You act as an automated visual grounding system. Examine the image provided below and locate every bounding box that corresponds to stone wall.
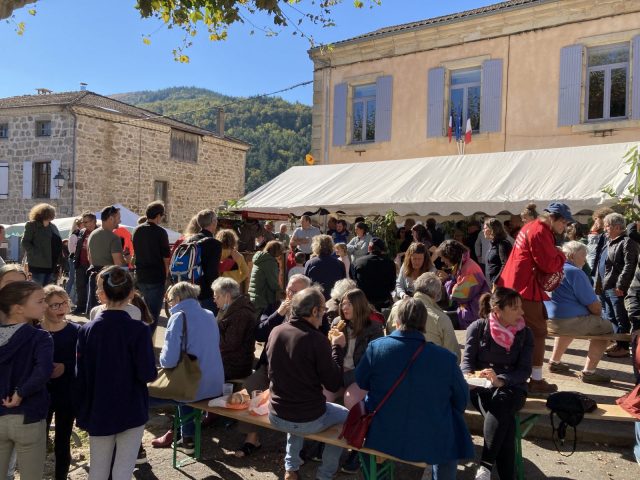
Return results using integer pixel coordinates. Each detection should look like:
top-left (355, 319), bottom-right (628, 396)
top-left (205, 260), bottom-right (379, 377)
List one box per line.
top-left (73, 107), bottom-right (247, 231)
top-left (0, 106), bottom-right (74, 224)
top-left (0, 104), bottom-right (247, 232)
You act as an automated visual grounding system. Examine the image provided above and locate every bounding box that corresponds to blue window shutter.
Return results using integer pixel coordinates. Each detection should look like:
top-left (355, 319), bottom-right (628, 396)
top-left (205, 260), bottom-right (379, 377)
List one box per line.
top-left (632, 36), bottom-right (640, 120)
top-left (332, 83), bottom-right (347, 146)
top-left (558, 44), bottom-right (583, 126)
top-left (427, 67), bottom-right (445, 137)
top-left (480, 59), bottom-right (503, 133)
top-left (374, 75), bottom-right (393, 142)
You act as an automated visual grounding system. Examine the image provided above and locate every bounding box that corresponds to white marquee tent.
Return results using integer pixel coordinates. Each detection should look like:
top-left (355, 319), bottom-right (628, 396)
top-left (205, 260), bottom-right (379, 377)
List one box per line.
top-left (239, 142), bottom-right (637, 217)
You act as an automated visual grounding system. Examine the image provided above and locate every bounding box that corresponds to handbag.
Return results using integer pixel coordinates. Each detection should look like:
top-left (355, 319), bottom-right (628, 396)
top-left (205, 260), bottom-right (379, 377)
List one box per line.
top-left (546, 391), bottom-right (597, 456)
top-left (525, 231), bottom-right (564, 292)
top-left (339, 341), bottom-right (426, 449)
top-left (148, 311), bottom-right (202, 401)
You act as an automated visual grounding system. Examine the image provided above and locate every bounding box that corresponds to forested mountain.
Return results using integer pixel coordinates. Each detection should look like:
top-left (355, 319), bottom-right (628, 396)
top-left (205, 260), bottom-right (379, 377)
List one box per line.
top-left (112, 87), bottom-right (312, 193)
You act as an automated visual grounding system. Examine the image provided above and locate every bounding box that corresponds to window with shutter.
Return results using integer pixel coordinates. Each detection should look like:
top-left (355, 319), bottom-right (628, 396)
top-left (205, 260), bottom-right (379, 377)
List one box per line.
top-left (32, 162), bottom-right (51, 198)
top-left (352, 84), bottom-right (377, 143)
top-left (586, 44), bottom-right (629, 121)
top-left (450, 68), bottom-right (481, 133)
top-left (170, 129), bottom-right (199, 162)
top-left (35, 121), bottom-right (51, 137)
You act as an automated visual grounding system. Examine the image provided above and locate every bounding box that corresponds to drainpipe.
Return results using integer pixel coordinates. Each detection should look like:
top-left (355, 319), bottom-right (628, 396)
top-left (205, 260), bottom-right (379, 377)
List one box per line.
top-left (67, 106), bottom-right (78, 216)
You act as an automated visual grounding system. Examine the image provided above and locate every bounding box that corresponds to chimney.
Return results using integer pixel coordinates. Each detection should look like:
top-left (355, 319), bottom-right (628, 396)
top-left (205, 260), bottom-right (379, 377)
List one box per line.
top-left (80, 82), bottom-right (88, 91)
top-left (36, 88), bottom-right (52, 95)
top-left (217, 107), bottom-right (225, 137)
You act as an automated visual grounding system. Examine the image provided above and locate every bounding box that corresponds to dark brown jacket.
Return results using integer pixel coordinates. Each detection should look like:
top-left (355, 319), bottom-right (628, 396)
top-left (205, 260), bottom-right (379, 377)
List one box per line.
top-left (217, 295), bottom-right (256, 380)
top-left (267, 316), bottom-right (343, 422)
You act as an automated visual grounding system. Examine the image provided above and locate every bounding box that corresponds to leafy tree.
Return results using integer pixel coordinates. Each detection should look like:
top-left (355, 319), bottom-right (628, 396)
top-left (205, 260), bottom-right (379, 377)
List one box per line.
top-left (113, 86), bottom-right (312, 193)
top-left (602, 146), bottom-right (640, 221)
top-left (5, 0), bottom-right (381, 61)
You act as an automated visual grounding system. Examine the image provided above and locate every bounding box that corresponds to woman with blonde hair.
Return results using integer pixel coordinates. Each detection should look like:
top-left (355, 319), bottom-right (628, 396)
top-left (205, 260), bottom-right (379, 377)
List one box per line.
top-left (395, 242), bottom-right (435, 299)
top-left (41, 285), bottom-right (80, 480)
top-left (216, 229), bottom-right (249, 284)
top-left (21, 203), bottom-right (61, 286)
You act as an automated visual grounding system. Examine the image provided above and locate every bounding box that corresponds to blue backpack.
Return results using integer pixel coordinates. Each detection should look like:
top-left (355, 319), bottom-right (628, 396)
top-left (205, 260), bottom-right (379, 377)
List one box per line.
top-left (169, 240), bottom-right (203, 283)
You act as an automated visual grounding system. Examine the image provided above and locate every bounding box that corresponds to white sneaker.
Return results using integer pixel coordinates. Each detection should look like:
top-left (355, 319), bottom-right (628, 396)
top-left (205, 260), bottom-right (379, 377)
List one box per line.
top-left (475, 465), bottom-right (491, 480)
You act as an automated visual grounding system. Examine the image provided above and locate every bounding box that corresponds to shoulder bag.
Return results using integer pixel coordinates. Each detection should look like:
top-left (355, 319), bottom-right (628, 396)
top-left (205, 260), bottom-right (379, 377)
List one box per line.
top-left (339, 341), bottom-right (426, 449)
top-left (525, 231), bottom-right (564, 292)
top-left (148, 311), bottom-right (202, 401)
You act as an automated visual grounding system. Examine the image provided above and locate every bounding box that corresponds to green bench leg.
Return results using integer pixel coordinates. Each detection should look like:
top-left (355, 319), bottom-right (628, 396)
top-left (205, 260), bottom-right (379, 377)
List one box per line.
top-left (172, 407), bottom-right (202, 469)
top-left (358, 452), bottom-right (395, 480)
top-left (514, 413), bottom-right (541, 480)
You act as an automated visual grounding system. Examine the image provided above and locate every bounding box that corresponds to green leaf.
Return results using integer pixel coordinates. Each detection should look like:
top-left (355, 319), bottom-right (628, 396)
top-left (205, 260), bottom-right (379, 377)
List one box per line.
top-left (143, 37), bottom-right (152, 45)
top-left (28, 9), bottom-right (36, 16)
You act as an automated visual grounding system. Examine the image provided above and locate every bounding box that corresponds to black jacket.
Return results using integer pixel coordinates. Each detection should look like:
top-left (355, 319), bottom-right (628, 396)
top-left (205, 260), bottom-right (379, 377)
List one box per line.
top-left (354, 253), bottom-right (396, 309)
top-left (604, 233), bottom-right (639, 292)
top-left (625, 224), bottom-right (640, 290)
top-left (461, 318), bottom-right (533, 391)
top-left (217, 295), bottom-right (256, 380)
top-left (486, 238), bottom-right (512, 284)
top-left (187, 230), bottom-right (222, 301)
top-left (331, 315), bottom-right (384, 367)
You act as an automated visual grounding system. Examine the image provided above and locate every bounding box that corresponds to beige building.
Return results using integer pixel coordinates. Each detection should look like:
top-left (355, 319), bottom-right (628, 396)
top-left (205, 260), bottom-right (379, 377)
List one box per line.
top-left (309, 0), bottom-right (640, 165)
top-left (0, 91), bottom-right (248, 230)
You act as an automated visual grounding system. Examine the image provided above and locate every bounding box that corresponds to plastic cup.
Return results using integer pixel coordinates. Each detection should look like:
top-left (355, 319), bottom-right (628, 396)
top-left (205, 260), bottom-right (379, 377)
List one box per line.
top-left (223, 383), bottom-right (234, 396)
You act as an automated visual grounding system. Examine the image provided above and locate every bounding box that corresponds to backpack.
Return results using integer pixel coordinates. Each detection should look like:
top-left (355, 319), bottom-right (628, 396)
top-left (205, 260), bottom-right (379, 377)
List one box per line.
top-left (169, 239), bottom-right (204, 283)
top-left (546, 391), bottom-right (597, 456)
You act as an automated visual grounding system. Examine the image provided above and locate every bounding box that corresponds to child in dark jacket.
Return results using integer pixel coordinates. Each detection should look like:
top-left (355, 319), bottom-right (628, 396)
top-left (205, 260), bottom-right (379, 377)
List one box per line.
top-left (75, 266), bottom-right (157, 480)
top-left (41, 285), bottom-right (80, 480)
top-left (0, 281), bottom-right (53, 480)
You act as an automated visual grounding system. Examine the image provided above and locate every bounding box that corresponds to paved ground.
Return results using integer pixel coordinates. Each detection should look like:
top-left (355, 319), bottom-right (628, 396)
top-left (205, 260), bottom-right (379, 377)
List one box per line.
top-left (35, 315), bottom-right (640, 479)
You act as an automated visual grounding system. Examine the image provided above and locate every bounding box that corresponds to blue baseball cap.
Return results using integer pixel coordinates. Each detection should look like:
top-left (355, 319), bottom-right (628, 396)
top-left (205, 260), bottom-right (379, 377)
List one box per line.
top-left (544, 202), bottom-right (575, 223)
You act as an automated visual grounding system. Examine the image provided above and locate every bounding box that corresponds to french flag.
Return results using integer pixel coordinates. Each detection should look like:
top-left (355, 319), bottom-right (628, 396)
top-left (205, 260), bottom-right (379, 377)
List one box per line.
top-left (448, 113), bottom-right (453, 143)
top-left (464, 118), bottom-right (472, 144)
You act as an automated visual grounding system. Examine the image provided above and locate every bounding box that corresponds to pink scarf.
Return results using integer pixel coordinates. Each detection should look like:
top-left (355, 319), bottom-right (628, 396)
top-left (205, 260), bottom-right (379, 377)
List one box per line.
top-left (488, 312), bottom-right (525, 352)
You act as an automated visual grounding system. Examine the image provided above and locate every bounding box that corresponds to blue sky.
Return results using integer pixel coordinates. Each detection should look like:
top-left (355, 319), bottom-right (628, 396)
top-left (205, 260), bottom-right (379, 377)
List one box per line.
top-left (1, 0), bottom-right (497, 105)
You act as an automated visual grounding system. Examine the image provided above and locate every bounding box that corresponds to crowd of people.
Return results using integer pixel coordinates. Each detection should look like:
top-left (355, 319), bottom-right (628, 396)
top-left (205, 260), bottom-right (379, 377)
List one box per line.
top-left (0, 199), bottom-right (638, 480)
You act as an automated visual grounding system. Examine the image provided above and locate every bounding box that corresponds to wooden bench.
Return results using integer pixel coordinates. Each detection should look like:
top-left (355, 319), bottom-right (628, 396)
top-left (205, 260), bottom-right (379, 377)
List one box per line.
top-left (548, 332), bottom-right (632, 342)
top-left (514, 398), bottom-right (636, 480)
top-left (181, 398), bottom-right (635, 480)
top-left (190, 400), bottom-right (427, 480)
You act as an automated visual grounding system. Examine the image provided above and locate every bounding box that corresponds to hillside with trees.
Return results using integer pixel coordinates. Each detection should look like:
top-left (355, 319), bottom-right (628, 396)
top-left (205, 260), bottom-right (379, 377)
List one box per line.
top-left (112, 87), bottom-right (312, 193)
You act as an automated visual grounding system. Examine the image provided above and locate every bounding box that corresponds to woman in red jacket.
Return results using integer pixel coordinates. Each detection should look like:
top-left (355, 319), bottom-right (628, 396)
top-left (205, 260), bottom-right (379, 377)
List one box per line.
top-left (497, 202), bottom-right (569, 395)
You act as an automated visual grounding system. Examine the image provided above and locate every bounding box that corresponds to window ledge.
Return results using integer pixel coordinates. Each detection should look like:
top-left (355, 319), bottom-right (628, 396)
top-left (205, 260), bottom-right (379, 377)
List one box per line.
top-left (432, 132), bottom-right (492, 143)
top-left (572, 119), bottom-right (640, 133)
top-left (340, 142), bottom-right (383, 151)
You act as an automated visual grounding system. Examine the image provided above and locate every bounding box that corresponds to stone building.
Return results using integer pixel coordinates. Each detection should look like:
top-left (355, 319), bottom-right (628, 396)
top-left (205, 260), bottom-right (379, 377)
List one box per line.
top-left (308, 0), bottom-right (640, 164)
top-left (0, 91), bottom-right (248, 230)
